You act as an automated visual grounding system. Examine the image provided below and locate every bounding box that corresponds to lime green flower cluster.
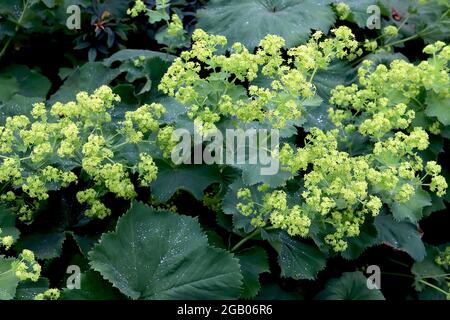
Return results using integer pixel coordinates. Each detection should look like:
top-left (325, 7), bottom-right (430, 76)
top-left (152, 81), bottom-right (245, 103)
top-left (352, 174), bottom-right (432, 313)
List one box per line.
top-left (335, 2), bottom-right (351, 20)
top-left (330, 41), bottom-right (450, 136)
top-left (0, 227), bottom-right (14, 250)
top-left (383, 26), bottom-right (398, 38)
top-left (236, 188), bottom-right (311, 237)
top-left (273, 126), bottom-right (447, 252)
top-left (278, 129), bottom-right (378, 251)
top-left (127, 1), bottom-right (187, 52)
top-left (121, 103), bottom-right (165, 143)
top-left (167, 14), bottom-right (183, 37)
top-left (76, 189), bottom-right (111, 219)
top-left (159, 27), bottom-right (362, 130)
top-left (137, 153), bottom-right (158, 186)
top-left (435, 246), bottom-right (450, 267)
top-left (0, 86), bottom-right (162, 221)
top-left (12, 249), bottom-right (41, 282)
top-left (34, 289), bottom-right (60, 300)
top-left (157, 126), bottom-right (177, 158)
top-left (426, 163), bottom-right (448, 197)
top-left (127, 0), bottom-right (147, 18)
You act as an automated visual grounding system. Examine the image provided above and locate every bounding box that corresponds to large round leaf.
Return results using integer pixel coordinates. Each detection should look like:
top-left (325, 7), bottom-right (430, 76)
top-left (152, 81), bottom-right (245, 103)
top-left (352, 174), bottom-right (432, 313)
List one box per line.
top-left (89, 202), bottom-right (243, 300)
top-left (197, 0), bottom-right (336, 49)
top-left (316, 272), bottom-right (385, 300)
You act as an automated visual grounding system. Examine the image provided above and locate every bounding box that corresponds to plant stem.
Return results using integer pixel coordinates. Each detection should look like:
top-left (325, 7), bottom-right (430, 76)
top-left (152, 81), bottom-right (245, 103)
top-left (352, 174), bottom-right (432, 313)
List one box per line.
top-left (231, 228), bottom-right (260, 252)
top-left (230, 226), bottom-right (276, 252)
top-left (419, 279), bottom-right (449, 296)
top-left (382, 272), bottom-right (450, 296)
top-left (0, 0), bottom-right (30, 62)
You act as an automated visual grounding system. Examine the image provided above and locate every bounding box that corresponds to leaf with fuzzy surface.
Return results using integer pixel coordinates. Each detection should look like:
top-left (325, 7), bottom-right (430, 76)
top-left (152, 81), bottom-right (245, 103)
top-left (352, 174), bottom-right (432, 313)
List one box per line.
top-left (0, 256), bottom-right (18, 300)
top-left (60, 271), bottom-right (124, 300)
top-left (197, 0), bottom-right (335, 50)
top-left (89, 201), bottom-right (243, 300)
top-left (374, 214), bottom-right (426, 261)
top-left (316, 272), bottom-right (385, 300)
top-left (15, 232), bottom-right (66, 260)
top-left (151, 161), bottom-right (223, 202)
top-left (425, 93), bottom-right (450, 126)
top-left (49, 62), bottom-right (121, 104)
top-left (237, 247), bottom-right (270, 299)
top-left (264, 230), bottom-right (327, 280)
top-left (15, 278), bottom-right (49, 300)
top-left (389, 187), bottom-right (432, 223)
top-left (0, 206), bottom-right (20, 244)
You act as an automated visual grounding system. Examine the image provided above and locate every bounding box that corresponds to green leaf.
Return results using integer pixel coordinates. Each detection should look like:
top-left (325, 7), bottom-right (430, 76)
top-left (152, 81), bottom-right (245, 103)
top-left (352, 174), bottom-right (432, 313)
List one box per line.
top-left (41, 0), bottom-right (57, 8)
top-left (15, 232), bottom-right (66, 260)
top-left (418, 287), bottom-right (447, 300)
top-left (197, 0), bottom-right (336, 50)
top-left (374, 214), bottom-right (426, 261)
top-left (0, 75), bottom-right (18, 101)
top-left (237, 247), bottom-right (270, 299)
top-left (0, 256), bottom-right (18, 300)
top-left (0, 65), bottom-right (51, 98)
top-left (264, 230), bottom-right (326, 280)
top-left (15, 278), bottom-right (49, 300)
top-left (151, 161), bottom-right (223, 202)
top-left (0, 205), bottom-right (20, 244)
top-left (89, 201), bottom-right (243, 300)
top-left (0, 94), bottom-right (42, 121)
top-left (389, 187), bottom-right (432, 223)
top-left (423, 193), bottom-right (446, 218)
top-left (217, 120), bottom-right (293, 187)
top-left (363, 52), bottom-right (408, 67)
top-left (72, 233), bottom-right (99, 257)
top-left (103, 49), bottom-right (174, 66)
top-left (342, 223), bottom-right (378, 260)
top-left (314, 60), bottom-right (355, 101)
top-left (316, 272), bottom-right (385, 300)
top-left (425, 93), bottom-right (450, 126)
top-left (60, 271), bottom-right (124, 300)
top-left (49, 62), bottom-right (122, 104)
top-left (407, 1), bottom-right (450, 44)
top-left (222, 179), bottom-right (264, 233)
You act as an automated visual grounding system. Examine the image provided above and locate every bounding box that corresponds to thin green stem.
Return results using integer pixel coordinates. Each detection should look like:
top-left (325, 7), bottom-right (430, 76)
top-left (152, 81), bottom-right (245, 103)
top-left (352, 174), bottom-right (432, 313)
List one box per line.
top-left (231, 228), bottom-right (260, 252)
top-left (0, 0), bottom-right (30, 61)
top-left (230, 226), bottom-right (276, 252)
top-left (419, 279), bottom-right (449, 296)
top-left (111, 141), bottom-right (128, 150)
top-left (381, 7), bottom-right (449, 50)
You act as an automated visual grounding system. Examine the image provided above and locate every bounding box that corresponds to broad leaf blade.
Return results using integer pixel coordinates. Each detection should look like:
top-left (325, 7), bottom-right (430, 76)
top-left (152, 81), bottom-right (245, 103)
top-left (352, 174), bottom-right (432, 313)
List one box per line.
top-left (265, 231), bottom-right (327, 280)
top-left (374, 214), bottom-right (426, 261)
top-left (316, 272), bottom-right (385, 300)
top-left (89, 201), bottom-right (243, 300)
top-left (237, 247), bottom-right (270, 299)
top-left (197, 0), bottom-right (335, 50)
